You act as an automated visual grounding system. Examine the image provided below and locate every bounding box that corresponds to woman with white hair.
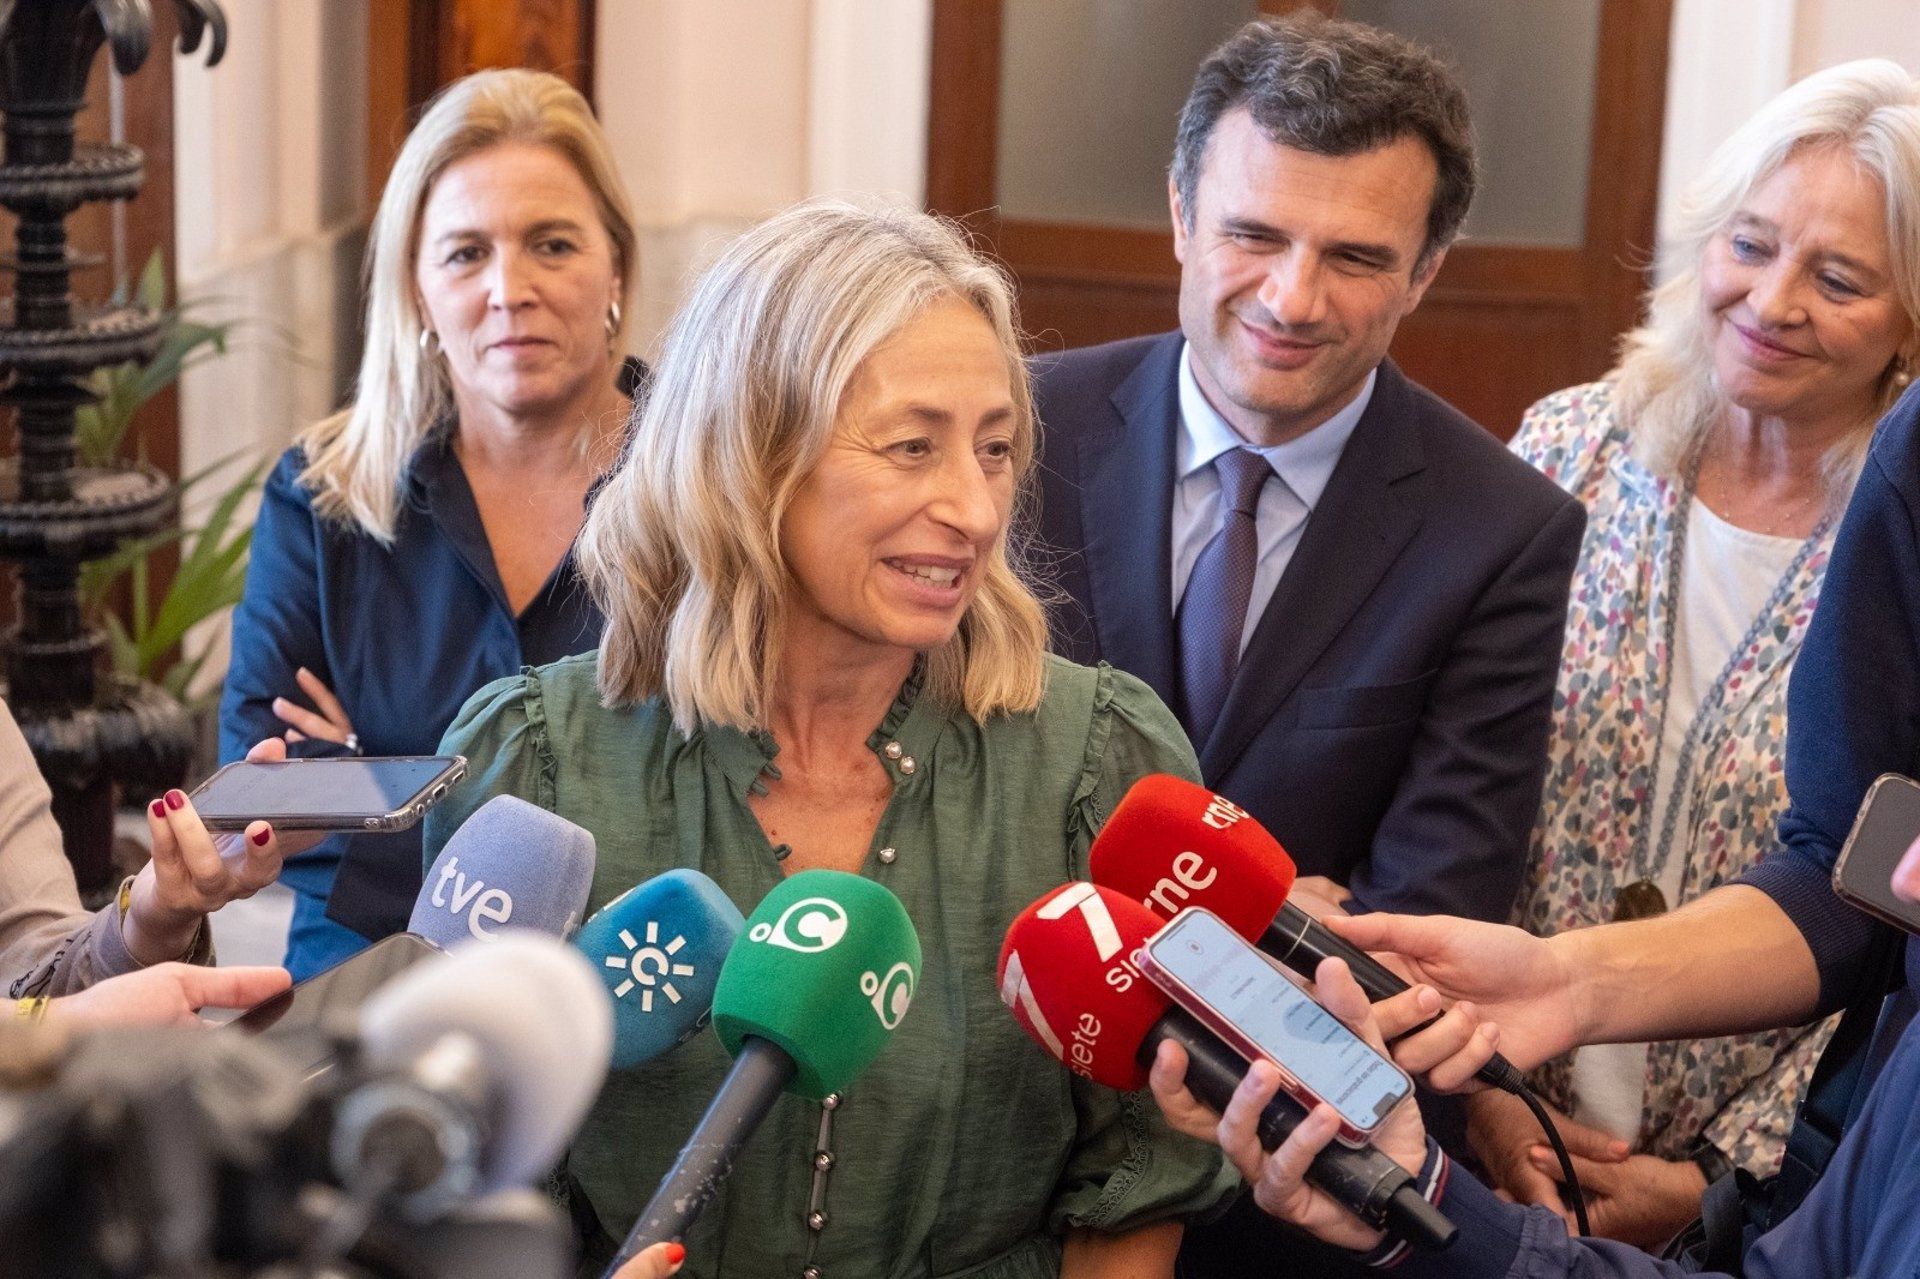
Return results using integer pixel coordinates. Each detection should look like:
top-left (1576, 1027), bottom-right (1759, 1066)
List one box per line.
top-left (219, 68), bottom-right (642, 977)
top-left (1467, 58), bottom-right (1920, 1247)
top-left (426, 199), bottom-right (1233, 1276)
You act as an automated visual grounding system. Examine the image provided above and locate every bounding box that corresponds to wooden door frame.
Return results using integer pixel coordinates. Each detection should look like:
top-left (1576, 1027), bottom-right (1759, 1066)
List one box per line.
top-left (368, 0), bottom-right (598, 209)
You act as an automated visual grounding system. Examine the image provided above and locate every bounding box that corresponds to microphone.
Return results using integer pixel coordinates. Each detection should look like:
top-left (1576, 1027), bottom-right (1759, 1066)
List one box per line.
top-left (336, 932), bottom-right (614, 1221)
top-left (410, 795), bottom-right (598, 946)
top-left (572, 869), bottom-right (746, 1069)
top-left (603, 870), bottom-right (921, 1274)
top-left (1089, 774), bottom-right (1525, 1093)
top-left (998, 882), bottom-right (1457, 1252)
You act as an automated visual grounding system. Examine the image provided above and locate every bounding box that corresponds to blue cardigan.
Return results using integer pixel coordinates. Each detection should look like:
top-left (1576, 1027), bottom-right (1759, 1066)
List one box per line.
top-left (1742, 382), bottom-right (1920, 1008)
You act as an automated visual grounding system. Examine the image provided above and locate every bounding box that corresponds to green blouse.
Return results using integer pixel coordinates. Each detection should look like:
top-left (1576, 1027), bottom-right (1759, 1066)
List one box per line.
top-left (427, 651), bottom-right (1235, 1279)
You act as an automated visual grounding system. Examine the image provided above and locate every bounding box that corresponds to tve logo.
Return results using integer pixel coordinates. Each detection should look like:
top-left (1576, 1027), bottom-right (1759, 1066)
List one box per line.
top-left (426, 854), bottom-right (514, 940)
top-left (603, 920), bottom-right (697, 1012)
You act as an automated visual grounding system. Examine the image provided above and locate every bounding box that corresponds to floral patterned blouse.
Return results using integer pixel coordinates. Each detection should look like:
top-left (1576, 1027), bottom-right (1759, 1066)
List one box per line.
top-left (1509, 382), bottom-right (1839, 1175)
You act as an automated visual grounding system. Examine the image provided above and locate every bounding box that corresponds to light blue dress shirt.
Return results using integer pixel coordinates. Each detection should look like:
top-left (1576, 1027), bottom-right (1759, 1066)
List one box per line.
top-left (1172, 344), bottom-right (1375, 653)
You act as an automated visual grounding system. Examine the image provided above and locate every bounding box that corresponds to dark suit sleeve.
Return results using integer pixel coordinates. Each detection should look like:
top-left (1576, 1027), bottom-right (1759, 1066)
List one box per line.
top-left (1346, 495), bottom-right (1585, 922)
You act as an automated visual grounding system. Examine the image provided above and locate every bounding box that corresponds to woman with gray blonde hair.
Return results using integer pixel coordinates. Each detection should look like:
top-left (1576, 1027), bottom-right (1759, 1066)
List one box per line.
top-left (1468, 58), bottom-right (1920, 1247)
top-left (220, 67), bottom-right (643, 977)
top-left (428, 198), bottom-right (1231, 1276)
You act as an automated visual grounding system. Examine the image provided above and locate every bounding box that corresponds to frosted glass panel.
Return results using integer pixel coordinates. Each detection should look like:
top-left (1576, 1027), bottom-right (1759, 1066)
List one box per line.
top-left (996, 1), bottom-right (1256, 229)
top-left (1344, 0), bottom-right (1602, 246)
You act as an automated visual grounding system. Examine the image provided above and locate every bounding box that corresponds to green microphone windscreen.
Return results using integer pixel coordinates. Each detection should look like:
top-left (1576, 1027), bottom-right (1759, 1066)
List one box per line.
top-left (711, 869), bottom-right (921, 1100)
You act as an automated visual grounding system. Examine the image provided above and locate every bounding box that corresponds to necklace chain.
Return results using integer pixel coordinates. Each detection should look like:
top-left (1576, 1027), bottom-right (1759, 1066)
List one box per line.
top-left (1618, 449), bottom-right (1831, 913)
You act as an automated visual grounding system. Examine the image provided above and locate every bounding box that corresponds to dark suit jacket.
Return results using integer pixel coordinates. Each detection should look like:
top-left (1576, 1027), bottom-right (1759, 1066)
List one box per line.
top-left (1032, 334), bottom-right (1583, 1276)
top-left (1031, 331), bottom-right (1584, 924)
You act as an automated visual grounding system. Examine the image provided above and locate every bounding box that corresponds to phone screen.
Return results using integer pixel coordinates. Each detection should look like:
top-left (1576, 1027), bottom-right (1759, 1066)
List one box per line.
top-left (1836, 774), bottom-right (1920, 935)
top-left (1149, 910), bottom-right (1408, 1129)
top-left (191, 757), bottom-right (458, 828)
top-left (228, 933), bottom-right (443, 1072)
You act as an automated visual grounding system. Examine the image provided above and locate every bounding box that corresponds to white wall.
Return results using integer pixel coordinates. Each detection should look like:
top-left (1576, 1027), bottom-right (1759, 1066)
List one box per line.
top-left (1657, 0), bottom-right (1920, 270)
top-left (172, 0), bottom-right (369, 692)
top-left (595, 0), bottom-right (931, 353)
top-left (173, 0), bottom-right (368, 493)
top-left (1793, 0), bottom-right (1920, 78)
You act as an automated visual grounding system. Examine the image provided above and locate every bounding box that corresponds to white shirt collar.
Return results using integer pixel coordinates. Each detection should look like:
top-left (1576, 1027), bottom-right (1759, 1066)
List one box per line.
top-left (1175, 344), bottom-right (1375, 511)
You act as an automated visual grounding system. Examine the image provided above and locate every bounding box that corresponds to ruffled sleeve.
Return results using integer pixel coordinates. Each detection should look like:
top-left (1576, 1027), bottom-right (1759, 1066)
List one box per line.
top-left (423, 668), bottom-right (560, 872)
top-left (1062, 662), bottom-right (1203, 873)
top-left (1050, 662), bottom-right (1236, 1234)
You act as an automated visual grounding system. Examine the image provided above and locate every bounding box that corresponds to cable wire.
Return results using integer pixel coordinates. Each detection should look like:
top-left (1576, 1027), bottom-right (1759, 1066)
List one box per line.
top-left (1513, 1081), bottom-right (1590, 1236)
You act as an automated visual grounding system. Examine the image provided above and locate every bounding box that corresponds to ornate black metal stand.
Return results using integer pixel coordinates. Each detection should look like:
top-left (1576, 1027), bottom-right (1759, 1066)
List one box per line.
top-left (0, 1), bottom-right (226, 897)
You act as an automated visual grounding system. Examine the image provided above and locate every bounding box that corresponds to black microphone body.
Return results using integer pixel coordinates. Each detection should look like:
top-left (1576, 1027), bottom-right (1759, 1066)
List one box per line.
top-left (1262, 903), bottom-right (1527, 1094)
top-left (1143, 1008), bottom-right (1457, 1252)
top-left (603, 1037), bottom-right (796, 1275)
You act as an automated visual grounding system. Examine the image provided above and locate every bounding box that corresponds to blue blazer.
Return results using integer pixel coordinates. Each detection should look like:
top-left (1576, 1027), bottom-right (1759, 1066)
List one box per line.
top-left (1030, 332), bottom-right (1585, 925)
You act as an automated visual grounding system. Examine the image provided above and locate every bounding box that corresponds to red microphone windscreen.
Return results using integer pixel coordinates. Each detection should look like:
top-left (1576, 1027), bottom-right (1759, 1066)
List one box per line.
top-left (997, 883), bottom-right (1170, 1090)
top-left (1089, 774), bottom-right (1297, 941)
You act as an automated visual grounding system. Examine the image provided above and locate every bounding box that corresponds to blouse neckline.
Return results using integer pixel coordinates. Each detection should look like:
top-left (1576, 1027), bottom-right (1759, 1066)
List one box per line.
top-left (700, 658), bottom-right (951, 797)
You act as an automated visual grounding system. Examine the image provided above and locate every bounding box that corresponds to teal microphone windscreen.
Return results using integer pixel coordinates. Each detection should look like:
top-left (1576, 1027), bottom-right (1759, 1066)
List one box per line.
top-left (572, 869), bottom-right (745, 1069)
top-left (410, 795), bottom-right (596, 946)
top-left (710, 869), bottom-right (921, 1100)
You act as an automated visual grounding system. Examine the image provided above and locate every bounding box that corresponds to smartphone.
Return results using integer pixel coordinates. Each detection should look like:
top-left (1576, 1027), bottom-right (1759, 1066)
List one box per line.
top-left (188, 755), bottom-right (467, 832)
top-left (228, 932), bottom-right (444, 1072)
top-left (1137, 907), bottom-right (1413, 1145)
top-left (1833, 773), bottom-right (1920, 936)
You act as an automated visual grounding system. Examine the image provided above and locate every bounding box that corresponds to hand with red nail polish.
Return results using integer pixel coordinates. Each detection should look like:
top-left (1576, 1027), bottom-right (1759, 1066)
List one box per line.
top-left (125, 784), bottom-right (288, 966)
top-left (611, 1241), bottom-right (686, 1278)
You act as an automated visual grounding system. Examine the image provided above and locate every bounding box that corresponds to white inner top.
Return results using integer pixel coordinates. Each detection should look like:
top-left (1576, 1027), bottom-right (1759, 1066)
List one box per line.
top-left (1570, 500), bottom-right (1803, 1143)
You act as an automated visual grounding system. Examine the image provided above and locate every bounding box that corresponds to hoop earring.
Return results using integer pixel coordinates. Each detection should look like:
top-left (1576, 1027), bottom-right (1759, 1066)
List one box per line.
top-left (605, 300), bottom-right (622, 342)
top-left (419, 328), bottom-right (442, 358)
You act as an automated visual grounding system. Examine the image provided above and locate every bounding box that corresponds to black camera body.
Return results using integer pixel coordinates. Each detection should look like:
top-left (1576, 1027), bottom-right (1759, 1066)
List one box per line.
top-left (0, 1024), bottom-right (573, 1279)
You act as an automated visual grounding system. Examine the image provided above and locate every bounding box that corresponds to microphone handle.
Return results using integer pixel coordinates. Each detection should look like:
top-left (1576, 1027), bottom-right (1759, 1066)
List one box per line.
top-left (1145, 1009), bottom-right (1457, 1252)
top-left (603, 1037), bottom-right (797, 1276)
top-left (1262, 903), bottom-right (1526, 1094)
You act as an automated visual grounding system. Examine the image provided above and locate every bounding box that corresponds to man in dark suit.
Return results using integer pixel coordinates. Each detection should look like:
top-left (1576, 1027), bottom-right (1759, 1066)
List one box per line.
top-left (1030, 17), bottom-right (1584, 1270)
top-left (1035, 12), bottom-right (1582, 926)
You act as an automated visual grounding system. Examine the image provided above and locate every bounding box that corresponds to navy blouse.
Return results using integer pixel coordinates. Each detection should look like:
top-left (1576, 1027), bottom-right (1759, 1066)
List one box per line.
top-left (219, 364), bottom-right (639, 943)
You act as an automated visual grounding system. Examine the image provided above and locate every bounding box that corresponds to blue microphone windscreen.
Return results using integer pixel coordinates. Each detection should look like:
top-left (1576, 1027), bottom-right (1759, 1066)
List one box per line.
top-left (572, 869), bottom-right (745, 1069)
top-left (409, 795), bottom-right (597, 946)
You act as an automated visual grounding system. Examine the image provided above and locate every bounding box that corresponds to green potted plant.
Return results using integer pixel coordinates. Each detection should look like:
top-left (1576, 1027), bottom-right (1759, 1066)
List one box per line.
top-left (77, 250), bottom-right (264, 726)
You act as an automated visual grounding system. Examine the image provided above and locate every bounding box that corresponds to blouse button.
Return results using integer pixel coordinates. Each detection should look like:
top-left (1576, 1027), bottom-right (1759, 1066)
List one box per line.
top-left (808, 1210), bottom-right (829, 1231)
top-left (883, 741), bottom-right (903, 759)
top-left (877, 847), bottom-right (897, 865)
top-left (802, 1269), bottom-right (823, 1279)
top-left (822, 1092), bottom-right (842, 1111)
top-left (898, 756), bottom-right (917, 775)
top-left (814, 1150), bottom-right (835, 1171)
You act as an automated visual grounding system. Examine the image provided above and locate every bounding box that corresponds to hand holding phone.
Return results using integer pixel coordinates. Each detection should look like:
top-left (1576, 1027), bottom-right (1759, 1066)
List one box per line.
top-left (1834, 774), bottom-right (1920, 935)
top-left (1138, 907), bottom-right (1413, 1145)
top-left (188, 755), bottom-right (466, 833)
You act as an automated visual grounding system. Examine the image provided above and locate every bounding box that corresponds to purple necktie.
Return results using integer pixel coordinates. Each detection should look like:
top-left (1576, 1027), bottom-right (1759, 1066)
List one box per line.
top-left (1177, 447), bottom-right (1272, 743)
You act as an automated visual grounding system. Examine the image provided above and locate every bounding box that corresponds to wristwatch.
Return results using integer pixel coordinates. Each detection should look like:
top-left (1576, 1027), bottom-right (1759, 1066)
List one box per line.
top-left (1688, 1138), bottom-right (1734, 1187)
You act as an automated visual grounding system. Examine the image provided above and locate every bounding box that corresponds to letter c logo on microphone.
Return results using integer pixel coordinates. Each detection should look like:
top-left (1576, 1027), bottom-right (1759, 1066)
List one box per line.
top-left (861, 961), bottom-right (916, 1030)
top-left (749, 896), bottom-right (849, 953)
